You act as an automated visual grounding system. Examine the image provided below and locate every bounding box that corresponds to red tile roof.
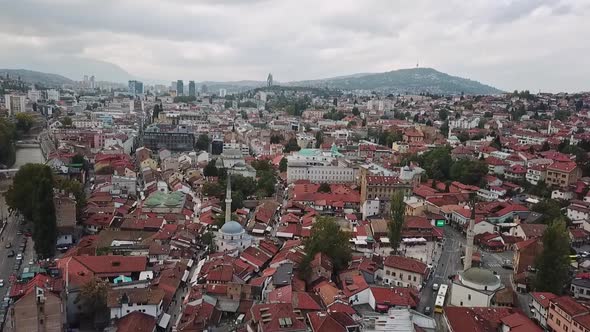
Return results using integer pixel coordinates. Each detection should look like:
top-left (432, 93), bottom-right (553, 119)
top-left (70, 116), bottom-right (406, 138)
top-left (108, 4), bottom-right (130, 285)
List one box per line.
top-left (444, 307), bottom-right (520, 332)
top-left (383, 255), bottom-right (428, 275)
top-left (116, 311), bottom-right (157, 332)
top-left (369, 286), bottom-right (417, 308)
top-left (530, 292), bottom-right (558, 309)
top-left (551, 296), bottom-right (589, 316)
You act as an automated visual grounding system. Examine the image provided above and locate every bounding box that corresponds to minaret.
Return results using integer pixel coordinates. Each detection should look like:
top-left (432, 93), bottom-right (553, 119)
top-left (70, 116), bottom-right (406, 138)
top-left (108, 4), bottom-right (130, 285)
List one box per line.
top-left (464, 194), bottom-right (476, 271)
top-left (225, 175), bottom-right (232, 223)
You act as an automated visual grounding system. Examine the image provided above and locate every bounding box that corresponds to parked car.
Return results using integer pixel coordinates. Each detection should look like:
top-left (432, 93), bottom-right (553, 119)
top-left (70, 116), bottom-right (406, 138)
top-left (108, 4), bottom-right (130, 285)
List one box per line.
top-left (502, 260), bottom-right (514, 270)
top-left (432, 283), bottom-right (440, 291)
top-left (4, 242), bottom-right (11, 249)
top-left (7, 250), bottom-right (14, 257)
top-left (0, 280), bottom-right (4, 287)
top-left (424, 307), bottom-right (432, 315)
top-left (16, 253), bottom-right (23, 261)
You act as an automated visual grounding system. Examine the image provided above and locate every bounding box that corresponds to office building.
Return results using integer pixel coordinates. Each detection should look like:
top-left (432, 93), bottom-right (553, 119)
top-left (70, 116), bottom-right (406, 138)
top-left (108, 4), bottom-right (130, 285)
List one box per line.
top-left (143, 124), bottom-right (195, 151)
top-left (4, 94), bottom-right (26, 115)
top-left (47, 89), bottom-right (60, 102)
top-left (219, 89), bottom-right (227, 98)
top-left (176, 80), bottom-right (184, 96)
top-left (128, 80), bottom-right (144, 96)
top-left (189, 81), bottom-right (196, 97)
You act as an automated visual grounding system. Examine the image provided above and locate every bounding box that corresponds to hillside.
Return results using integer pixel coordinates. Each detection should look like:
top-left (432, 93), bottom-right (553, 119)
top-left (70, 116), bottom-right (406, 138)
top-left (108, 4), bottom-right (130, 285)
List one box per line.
top-left (0, 69), bottom-right (74, 87)
top-left (290, 68), bottom-right (503, 95)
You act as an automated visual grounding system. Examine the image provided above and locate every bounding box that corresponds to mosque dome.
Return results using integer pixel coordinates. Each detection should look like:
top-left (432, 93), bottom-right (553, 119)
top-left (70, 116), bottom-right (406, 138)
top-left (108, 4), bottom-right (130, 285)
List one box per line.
top-left (219, 221), bottom-right (244, 234)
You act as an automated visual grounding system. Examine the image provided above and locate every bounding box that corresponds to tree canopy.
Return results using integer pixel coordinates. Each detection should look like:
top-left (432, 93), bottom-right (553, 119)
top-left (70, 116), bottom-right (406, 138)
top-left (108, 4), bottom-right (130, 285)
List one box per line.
top-left (302, 217), bottom-right (351, 273)
top-left (318, 183), bottom-right (331, 193)
top-left (15, 112), bottom-right (34, 132)
top-left (284, 138), bottom-right (301, 153)
top-left (279, 157), bottom-right (288, 172)
top-left (534, 218), bottom-right (571, 294)
top-left (0, 118), bottom-right (16, 167)
top-left (195, 133), bottom-right (211, 151)
top-left (388, 190), bottom-right (405, 252)
top-left (6, 164), bottom-right (57, 257)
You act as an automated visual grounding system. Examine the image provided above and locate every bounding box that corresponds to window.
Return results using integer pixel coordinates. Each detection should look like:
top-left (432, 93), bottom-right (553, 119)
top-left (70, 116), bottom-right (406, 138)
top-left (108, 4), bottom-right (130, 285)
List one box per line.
top-left (468, 294), bottom-right (471, 301)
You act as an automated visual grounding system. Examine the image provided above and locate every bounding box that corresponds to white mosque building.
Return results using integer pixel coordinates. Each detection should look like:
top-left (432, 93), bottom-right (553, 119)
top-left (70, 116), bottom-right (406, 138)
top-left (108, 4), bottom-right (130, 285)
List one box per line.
top-left (215, 175), bottom-right (252, 256)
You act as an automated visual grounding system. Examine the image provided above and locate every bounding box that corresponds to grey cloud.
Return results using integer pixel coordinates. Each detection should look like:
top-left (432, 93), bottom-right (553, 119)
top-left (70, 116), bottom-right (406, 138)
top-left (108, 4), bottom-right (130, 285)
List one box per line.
top-left (0, 0), bottom-right (589, 92)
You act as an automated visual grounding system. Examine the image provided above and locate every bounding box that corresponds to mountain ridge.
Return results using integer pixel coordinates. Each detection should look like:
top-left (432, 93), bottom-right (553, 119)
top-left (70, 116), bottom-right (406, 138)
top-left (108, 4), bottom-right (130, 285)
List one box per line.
top-left (1, 67), bottom-right (503, 95)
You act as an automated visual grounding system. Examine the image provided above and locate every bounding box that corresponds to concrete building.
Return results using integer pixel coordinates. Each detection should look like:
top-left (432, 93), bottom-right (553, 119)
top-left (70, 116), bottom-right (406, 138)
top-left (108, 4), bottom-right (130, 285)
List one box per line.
top-left (188, 80), bottom-right (196, 97)
top-left (546, 161), bottom-right (582, 188)
top-left (4, 94), bottom-right (26, 115)
top-left (47, 89), bottom-right (60, 102)
top-left (7, 287), bottom-right (65, 332)
top-left (530, 292), bottom-right (558, 330)
top-left (382, 255), bottom-right (428, 289)
top-left (143, 124), bottom-right (195, 151)
top-left (176, 80), bottom-right (184, 96)
top-left (128, 80), bottom-right (144, 96)
top-left (286, 146), bottom-right (357, 184)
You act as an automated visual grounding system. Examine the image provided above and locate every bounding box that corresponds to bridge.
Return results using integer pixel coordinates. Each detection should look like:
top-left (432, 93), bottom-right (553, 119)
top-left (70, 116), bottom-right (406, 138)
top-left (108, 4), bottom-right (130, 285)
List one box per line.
top-left (14, 139), bottom-right (40, 148)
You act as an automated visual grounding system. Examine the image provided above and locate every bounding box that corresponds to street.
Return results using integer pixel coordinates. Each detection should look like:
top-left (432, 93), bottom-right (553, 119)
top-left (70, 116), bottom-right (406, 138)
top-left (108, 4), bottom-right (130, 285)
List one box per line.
top-left (416, 225), bottom-right (532, 321)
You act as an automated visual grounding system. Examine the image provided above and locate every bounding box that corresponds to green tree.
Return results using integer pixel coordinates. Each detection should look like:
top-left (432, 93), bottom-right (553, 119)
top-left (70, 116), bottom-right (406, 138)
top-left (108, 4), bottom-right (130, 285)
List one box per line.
top-left (5, 164), bottom-right (53, 222)
top-left (195, 134), bottom-right (211, 151)
top-left (532, 199), bottom-right (563, 222)
top-left (279, 157), bottom-right (288, 172)
top-left (203, 159), bottom-right (218, 177)
top-left (315, 131), bottom-right (324, 148)
top-left (15, 113), bottom-right (34, 132)
top-left (71, 154), bottom-right (85, 165)
top-left (440, 120), bottom-right (449, 137)
top-left (76, 278), bottom-right (109, 324)
top-left (32, 175), bottom-right (57, 258)
top-left (449, 159), bottom-right (488, 186)
top-left (388, 190), bottom-right (405, 253)
top-left (61, 116), bottom-right (73, 127)
top-left (534, 219), bottom-right (571, 294)
top-left (352, 107), bottom-right (360, 116)
top-left (202, 182), bottom-right (223, 197)
top-left (438, 109), bottom-right (449, 121)
top-left (270, 134), bottom-right (284, 144)
top-left (318, 183), bottom-right (331, 193)
top-left (0, 118), bottom-right (16, 167)
top-left (284, 138), bottom-right (301, 153)
top-left (490, 135), bottom-right (502, 150)
top-left (302, 217), bottom-right (351, 273)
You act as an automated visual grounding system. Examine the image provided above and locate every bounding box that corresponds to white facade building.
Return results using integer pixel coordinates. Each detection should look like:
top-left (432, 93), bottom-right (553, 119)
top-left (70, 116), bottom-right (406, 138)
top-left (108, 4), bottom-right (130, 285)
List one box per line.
top-left (4, 94), bottom-right (26, 115)
top-left (449, 267), bottom-right (503, 307)
top-left (286, 147), bottom-right (357, 184)
top-left (215, 221), bottom-right (253, 256)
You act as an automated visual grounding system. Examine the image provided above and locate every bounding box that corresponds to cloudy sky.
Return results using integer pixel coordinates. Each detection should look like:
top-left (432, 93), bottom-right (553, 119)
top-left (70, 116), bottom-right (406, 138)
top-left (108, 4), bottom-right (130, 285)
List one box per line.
top-left (1, 0), bottom-right (589, 92)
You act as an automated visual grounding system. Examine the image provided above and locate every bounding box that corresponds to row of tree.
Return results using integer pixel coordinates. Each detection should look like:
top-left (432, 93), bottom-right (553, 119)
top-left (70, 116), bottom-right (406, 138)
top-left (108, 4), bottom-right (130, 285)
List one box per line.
top-left (5, 163), bottom-right (87, 258)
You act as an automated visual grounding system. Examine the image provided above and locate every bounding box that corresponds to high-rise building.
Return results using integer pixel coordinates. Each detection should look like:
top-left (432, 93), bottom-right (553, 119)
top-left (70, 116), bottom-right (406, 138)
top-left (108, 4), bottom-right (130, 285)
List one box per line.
top-left (4, 94), bottom-right (26, 115)
top-left (90, 75), bottom-right (96, 89)
top-left (188, 81), bottom-right (196, 97)
top-left (219, 89), bottom-right (227, 98)
top-left (176, 80), bottom-right (184, 96)
top-left (201, 84), bottom-right (208, 94)
top-left (47, 89), bottom-right (60, 102)
top-left (128, 80), bottom-right (144, 96)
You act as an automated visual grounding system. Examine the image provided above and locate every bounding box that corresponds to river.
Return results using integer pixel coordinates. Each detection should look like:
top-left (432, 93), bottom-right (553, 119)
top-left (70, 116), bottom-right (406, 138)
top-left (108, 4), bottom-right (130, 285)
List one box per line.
top-left (13, 147), bottom-right (45, 168)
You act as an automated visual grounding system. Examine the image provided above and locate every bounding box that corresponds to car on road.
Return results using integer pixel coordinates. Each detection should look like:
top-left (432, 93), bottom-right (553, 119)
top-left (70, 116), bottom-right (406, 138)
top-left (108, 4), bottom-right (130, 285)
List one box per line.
top-left (28, 260), bottom-right (34, 265)
top-left (424, 307), bottom-right (432, 315)
top-left (7, 250), bottom-right (15, 257)
top-left (502, 260), bottom-right (514, 270)
top-left (16, 253), bottom-right (23, 261)
top-left (0, 279), bottom-right (4, 287)
top-left (432, 283), bottom-right (440, 291)
top-left (581, 251), bottom-right (590, 258)
top-left (16, 230), bottom-right (22, 235)
top-left (4, 242), bottom-right (11, 249)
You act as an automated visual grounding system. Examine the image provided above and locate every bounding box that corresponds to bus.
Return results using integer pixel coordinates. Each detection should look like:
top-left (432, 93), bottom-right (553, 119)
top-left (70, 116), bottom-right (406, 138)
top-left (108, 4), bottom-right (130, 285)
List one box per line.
top-left (434, 296), bottom-right (445, 313)
top-left (434, 284), bottom-right (448, 314)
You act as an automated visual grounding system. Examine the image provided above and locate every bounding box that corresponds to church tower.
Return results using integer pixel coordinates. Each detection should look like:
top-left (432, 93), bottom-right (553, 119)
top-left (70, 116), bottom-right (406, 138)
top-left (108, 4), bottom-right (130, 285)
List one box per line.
top-left (225, 175), bottom-right (232, 223)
